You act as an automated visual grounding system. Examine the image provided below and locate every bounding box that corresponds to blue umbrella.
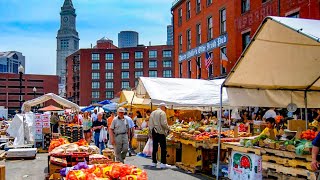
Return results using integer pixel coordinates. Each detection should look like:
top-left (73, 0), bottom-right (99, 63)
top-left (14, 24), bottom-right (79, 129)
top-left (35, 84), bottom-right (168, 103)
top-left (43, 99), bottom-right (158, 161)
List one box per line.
top-left (102, 102), bottom-right (118, 112)
top-left (81, 100), bottom-right (112, 112)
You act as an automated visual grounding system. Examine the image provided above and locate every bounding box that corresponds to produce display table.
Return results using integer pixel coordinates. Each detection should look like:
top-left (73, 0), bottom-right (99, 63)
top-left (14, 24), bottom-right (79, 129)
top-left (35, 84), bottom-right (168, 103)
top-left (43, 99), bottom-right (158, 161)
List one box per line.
top-left (223, 142), bottom-right (316, 180)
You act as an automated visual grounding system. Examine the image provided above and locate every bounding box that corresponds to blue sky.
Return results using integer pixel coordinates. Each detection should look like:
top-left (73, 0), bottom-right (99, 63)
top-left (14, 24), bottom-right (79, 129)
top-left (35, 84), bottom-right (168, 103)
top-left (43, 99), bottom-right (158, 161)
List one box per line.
top-left (0, 0), bottom-right (173, 75)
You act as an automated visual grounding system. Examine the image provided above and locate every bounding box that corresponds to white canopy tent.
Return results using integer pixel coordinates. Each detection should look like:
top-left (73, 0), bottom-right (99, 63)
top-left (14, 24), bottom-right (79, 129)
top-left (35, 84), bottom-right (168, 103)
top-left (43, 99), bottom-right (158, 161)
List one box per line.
top-left (136, 77), bottom-right (228, 109)
top-left (21, 93), bottom-right (80, 112)
top-left (216, 16), bottom-right (320, 177)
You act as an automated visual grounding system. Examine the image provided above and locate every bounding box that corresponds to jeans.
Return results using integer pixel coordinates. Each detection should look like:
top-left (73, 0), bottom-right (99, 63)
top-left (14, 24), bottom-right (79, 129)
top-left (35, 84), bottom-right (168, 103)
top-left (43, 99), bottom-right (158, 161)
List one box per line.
top-left (152, 129), bottom-right (167, 164)
top-left (94, 132), bottom-right (105, 153)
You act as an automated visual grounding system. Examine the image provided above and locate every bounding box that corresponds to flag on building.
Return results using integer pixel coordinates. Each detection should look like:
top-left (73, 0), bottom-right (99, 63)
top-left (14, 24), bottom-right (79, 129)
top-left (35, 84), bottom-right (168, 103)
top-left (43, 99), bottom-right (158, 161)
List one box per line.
top-left (221, 50), bottom-right (228, 68)
top-left (205, 52), bottom-right (213, 70)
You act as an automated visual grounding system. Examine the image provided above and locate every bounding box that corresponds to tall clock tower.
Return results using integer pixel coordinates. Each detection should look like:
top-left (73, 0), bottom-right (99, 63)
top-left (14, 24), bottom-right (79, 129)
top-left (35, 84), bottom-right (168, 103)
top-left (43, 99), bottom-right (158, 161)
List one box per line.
top-left (56, 0), bottom-right (79, 96)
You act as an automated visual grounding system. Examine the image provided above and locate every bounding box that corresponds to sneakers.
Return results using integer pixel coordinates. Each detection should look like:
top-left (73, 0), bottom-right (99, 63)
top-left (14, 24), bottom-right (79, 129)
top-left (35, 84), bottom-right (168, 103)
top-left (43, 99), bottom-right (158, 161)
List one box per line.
top-left (150, 163), bottom-right (157, 167)
top-left (160, 163), bottom-right (171, 169)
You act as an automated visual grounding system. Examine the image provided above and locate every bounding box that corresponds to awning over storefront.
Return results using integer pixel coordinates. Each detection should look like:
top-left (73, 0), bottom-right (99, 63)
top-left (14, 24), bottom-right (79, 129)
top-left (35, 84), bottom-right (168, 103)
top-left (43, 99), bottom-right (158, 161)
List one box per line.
top-left (136, 77), bottom-right (228, 108)
top-left (224, 16), bottom-right (320, 108)
top-left (21, 93), bottom-right (80, 112)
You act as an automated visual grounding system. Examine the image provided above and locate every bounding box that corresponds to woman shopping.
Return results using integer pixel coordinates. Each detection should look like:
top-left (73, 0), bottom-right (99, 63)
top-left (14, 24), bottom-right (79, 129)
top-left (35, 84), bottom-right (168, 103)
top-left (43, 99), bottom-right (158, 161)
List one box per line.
top-left (82, 112), bottom-right (93, 144)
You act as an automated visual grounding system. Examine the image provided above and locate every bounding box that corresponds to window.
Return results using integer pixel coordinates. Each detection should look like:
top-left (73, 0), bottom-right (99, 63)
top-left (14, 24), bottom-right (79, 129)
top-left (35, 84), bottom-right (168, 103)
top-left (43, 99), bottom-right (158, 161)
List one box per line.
top-left (287, 12), bottom-right (300, 18)
top-left (106, 91), bottom-right (114, 99)
top-left (135, 61), bottom-right (143, 69)
top-left (92, 63), bottom-right (100, 70)
top-left (163, 70), bottom-right (172, 78)
top-left (106, 72), bottom-right (114, 79)
top-left (241, 0), bottom-right (250, 14)
top-left (179, 63), bottom-right (183, 78)
top-left (135, 71), bottom-right (143, 78)
top-left (121, 52), bottom-right (129, 60)
top-left (61, 39), bottom-right (69, 49)
top-left (179, 35), bottom-right (183, 53)
top-left (135, 51), bottom-right (143, 59)
top-left (92, 53), bottom-right (100, 61)
top-left (178, 8), bottom-right (183, 26)
top-left (106, 62), bottom-right (113, 70)
top-left (121, 81), bottom-right (130, 89)
top-left (121, 62), bottom-right (129, 69)
top-left (92, 91), bottom-right (100, 99)
top-left (92, 82), bottom-right (100, 89)
top-left (262, 0), bottom-right (270, 3)
top-left (197, 56), bottom-right (201, 79)
top-left (196, 24), bottom-right (201, 45)
top-left (106, 53), bottom-right (114, 60)
top-left (149, 70), bottom-right (157, 77)
top-left (149, 60), bottom-right (157, 68)
top-left (208, 52), bottom-right (213, 78)
top-left (188, 60), bottom-right (192, 78)
top-left (221, 47), bottom-right (227, 75)
top-left (149, 51), bottom-right (157, 58)
top-left (207, 0), bottom-right (212, 6)
top-left (92, 73), bottom-right (100, 80)
top-left (187, 29), bottom-right (191, 50)
top-left (207, 16), bottom-right (213, 40)
top-left (186, 1), bottom-right (191, 20)
top-left (106, 82), bottom-right (114, 89)
top-left (220, 8), bottom-right (227, 34)
top-left (196, 0), bottom-right (201, 13)
top-left (122, 72), bottom-right (129, 79)
top-left (163, 60), bottom-right (172, 68)
top-left (163, 50), bottom-right (172, 58)
top-left (242, 31), bottom-right (251, 50)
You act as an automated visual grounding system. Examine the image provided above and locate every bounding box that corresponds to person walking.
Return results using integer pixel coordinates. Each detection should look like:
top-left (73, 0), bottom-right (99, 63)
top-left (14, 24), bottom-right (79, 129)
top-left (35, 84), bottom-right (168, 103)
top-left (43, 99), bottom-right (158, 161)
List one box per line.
top-left (82, 112), bottom-right (92, 144)
top-left (149, 103), bottom-right (171, 168)
top-left (91, 109), bottom-right (98, 122)
top-left (50, 112), bottom-right (59, 133)
top-left (92, 112), bottom-right (107, 152)
top-left (126, 112), bottom-right (136, 156)
top-left (110, 107), bottom-right (130, 163)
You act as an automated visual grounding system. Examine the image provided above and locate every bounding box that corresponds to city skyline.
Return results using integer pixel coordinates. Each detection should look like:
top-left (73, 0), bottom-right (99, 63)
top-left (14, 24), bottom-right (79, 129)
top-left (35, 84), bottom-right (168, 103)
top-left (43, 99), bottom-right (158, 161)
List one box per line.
top-left (0, 0), bottom-right (172, 75)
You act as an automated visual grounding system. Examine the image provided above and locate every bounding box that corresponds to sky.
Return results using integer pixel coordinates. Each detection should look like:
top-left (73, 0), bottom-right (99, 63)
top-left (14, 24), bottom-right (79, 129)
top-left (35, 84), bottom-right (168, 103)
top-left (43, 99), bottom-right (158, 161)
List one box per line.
top-left (0, 0), bottom-right (173, 75)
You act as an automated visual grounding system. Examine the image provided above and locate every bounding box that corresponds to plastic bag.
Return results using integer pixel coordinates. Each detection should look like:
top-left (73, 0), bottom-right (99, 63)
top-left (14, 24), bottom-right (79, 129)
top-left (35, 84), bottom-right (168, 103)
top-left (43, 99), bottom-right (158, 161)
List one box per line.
top-left (99, 128), bottom-right (108, 142)
top-left (143, 138), bottom-right (153, 156)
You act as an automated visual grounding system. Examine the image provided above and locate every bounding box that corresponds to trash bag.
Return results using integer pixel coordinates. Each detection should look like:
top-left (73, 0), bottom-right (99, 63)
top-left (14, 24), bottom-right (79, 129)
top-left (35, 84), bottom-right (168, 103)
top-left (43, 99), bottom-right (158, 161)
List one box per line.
top-left (99, 128), bottom-right (108, 142)
top-left (143, 138), bottom-right (153, 156)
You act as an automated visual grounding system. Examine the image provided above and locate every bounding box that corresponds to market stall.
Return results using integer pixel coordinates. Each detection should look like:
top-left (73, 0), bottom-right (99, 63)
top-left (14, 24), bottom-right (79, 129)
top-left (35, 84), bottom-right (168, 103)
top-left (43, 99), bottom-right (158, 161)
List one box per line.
top-left (217, 16), bottom-right (320, 179)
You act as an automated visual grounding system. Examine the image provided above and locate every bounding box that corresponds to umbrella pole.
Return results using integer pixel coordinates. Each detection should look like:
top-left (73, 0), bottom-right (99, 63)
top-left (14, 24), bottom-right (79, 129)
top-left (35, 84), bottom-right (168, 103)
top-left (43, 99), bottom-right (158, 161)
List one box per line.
top-left (216, 84), bottom-right (223, 178)
top-left (304, 91), bottom-right (308, 129)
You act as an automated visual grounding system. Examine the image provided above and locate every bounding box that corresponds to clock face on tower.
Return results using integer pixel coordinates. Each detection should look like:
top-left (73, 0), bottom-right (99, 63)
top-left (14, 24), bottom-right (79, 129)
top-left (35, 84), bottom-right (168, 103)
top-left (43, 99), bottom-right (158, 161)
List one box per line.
top-left (63, 17), bottom-right (69, 23)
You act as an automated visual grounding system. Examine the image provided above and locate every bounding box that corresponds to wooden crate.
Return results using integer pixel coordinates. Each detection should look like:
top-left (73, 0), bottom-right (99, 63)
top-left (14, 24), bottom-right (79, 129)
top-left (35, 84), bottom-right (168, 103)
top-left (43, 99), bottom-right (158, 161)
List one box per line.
top-left (49, 173), bottom-right (61, 180)
top-left (179, 143), bottom-right (202, 169)
top-left (263, 169), bottom-right (307, 180)
top-left (262, 161), bottom-right (316, 180)
top-left (157, 144), bottom-right (177, 165)
top-left (262, 147), bottom-right (312, 161)
top-left (0, 165), bottom-right (5, 180)
top-left (136, 140), bottom-right (147, 153)
top-left (262, 154), bottom-right (312, 171)
top-left (175, 162), bottom-right (197, 173)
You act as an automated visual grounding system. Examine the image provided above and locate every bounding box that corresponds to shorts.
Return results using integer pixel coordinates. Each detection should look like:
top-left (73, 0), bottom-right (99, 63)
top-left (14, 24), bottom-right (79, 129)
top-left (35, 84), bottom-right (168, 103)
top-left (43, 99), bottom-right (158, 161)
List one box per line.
top-left (84, 129), bottom-right (91, 133)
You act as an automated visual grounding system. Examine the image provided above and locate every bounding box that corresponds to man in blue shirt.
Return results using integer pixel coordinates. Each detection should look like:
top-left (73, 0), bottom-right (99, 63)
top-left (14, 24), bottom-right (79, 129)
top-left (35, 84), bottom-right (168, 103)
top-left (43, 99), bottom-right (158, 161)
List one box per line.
top-left (125, 112), bottom-right (135, 156)
top-left (311, 132), bottom-right (320, 170)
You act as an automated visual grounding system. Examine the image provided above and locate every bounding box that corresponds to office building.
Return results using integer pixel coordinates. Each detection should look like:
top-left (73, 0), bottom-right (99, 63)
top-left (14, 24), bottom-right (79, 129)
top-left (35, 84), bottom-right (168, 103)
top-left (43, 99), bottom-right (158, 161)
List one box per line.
top-left (167, 25), bottom-right (174, 45)
top-left (118, 31), bottom-right (139, 48)
top-left (66, 39), bottom-right (173, 106)
top-left (0, 51), bottom-right (25, 74)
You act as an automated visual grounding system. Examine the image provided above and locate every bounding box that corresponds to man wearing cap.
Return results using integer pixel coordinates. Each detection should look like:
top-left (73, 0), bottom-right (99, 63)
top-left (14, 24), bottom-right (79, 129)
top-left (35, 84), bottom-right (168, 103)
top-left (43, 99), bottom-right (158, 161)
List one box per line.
top-left (110, 107), bottom-right (130, 163)
top-left (149, 103), bottom-right (171, 168)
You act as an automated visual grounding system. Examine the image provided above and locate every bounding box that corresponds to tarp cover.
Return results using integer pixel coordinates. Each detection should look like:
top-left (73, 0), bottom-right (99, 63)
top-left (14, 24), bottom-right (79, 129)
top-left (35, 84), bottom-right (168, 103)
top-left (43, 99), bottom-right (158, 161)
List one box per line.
top-left (224, 16), bottom-right (320, 108)
top-left (119, 90), bottom-right (151, 108)
top-left (22, 93), bottom-right (80, 112)
top-left (136, 77), bottom-right (228, 108)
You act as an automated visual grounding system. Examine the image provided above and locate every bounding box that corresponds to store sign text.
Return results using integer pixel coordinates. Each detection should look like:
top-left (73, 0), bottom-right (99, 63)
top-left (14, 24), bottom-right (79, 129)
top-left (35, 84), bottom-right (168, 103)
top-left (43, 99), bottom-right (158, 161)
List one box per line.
top-left (178, 34), bottom-right (228, 62)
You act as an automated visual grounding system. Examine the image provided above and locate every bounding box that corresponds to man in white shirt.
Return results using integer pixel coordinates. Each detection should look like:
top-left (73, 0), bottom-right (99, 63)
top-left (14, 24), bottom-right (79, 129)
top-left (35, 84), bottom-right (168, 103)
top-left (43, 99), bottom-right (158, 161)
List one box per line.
top-left (263, 108), bottom-right (277, 121)
top-left (91, 109), bottom-right (98, 122)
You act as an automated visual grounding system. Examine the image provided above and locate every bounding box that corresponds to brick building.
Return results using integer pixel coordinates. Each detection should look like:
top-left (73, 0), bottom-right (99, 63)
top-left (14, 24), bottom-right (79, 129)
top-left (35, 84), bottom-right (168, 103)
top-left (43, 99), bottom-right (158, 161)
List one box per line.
top-left (66, 40), bottom-right (173, 106)
top-left (0, 73), bottom-right (59, 114)
top-left (171, 0), bottom-right (320, 79)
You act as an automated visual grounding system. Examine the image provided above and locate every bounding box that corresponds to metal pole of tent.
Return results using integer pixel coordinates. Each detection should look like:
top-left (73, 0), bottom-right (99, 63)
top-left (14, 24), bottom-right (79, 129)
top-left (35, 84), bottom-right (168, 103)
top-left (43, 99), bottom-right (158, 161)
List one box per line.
top-left (216, 84), bottom-right (223, 178)
top-left (304, 91), bottom-right (308, 129)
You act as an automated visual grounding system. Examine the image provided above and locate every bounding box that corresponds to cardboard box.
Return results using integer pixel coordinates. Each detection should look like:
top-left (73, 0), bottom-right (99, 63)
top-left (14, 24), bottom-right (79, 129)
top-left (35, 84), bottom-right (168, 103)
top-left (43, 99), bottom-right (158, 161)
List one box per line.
top-left (49, 173), bottom-right (61, 180)
top-left (288, 120), bottom-right (307, 131)
top-left (43, 128), bottom-right (51, 134)
top-left (6, 148), bottom-right (37, 158)
top-left (43, 122), bottom-right (50, 128)
top-left (49, 163), bottom-right (65, 175)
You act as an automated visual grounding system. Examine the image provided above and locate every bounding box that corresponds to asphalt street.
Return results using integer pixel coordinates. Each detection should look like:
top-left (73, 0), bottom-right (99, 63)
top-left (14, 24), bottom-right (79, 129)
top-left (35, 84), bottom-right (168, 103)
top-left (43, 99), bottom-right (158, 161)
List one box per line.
top-left (2, 153), bottom-right (214, 180)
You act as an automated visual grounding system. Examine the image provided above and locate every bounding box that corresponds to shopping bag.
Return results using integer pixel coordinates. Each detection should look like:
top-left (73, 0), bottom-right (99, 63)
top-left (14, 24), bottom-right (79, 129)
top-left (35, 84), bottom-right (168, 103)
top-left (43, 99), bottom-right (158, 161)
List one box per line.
top-left (99, 128), bottom-right (108, 142)
top-left (143, 138), bottom-right (153, 156)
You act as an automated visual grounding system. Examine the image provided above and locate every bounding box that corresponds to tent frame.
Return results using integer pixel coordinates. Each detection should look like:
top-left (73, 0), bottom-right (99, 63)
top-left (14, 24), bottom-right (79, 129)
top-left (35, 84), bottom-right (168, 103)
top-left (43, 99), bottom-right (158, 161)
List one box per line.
top-left (216, 16), bottom-right (320, 178)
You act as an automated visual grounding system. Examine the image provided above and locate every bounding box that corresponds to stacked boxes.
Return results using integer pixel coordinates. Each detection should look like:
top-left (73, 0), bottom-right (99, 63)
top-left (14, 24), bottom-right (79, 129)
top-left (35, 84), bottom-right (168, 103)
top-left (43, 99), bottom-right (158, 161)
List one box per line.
top-left (60, 125), bottom-right (83, 142)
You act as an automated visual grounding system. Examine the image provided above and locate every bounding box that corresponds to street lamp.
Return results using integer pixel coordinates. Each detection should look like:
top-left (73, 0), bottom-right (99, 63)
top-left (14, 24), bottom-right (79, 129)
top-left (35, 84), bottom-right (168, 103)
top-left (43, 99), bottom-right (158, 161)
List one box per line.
top-left (18, 65), bottom-right (24, 113)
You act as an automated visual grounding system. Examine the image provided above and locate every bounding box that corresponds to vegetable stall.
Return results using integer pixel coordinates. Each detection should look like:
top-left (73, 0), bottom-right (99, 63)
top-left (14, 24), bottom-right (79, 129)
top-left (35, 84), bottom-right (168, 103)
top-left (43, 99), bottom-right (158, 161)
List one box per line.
top-left (217, 17), bottom-right (320, 179)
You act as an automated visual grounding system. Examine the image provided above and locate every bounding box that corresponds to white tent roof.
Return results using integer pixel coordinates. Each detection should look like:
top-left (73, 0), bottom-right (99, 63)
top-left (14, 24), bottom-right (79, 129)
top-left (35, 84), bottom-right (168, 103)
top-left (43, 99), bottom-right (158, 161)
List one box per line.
top-left (22, 93), bottom-right (80, 112)
top-left (136, 77), bottom-right (228, 108)
top-left (224, 16), bottom-right (320, 108)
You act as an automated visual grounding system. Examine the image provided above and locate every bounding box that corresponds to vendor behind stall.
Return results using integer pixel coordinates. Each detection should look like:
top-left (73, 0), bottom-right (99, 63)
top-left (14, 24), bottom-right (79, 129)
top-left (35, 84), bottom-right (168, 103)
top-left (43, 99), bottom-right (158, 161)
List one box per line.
top-left (50, 112), bottom-right (59, 133)
top-left (260, 117), bottom-right (279, 140)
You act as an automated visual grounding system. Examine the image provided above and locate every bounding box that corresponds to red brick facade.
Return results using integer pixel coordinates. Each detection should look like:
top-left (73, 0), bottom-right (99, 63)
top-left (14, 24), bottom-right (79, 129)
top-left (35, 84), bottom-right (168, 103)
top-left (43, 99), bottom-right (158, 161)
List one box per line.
top-left (172, 0), bottom-right (320, 79)
top-left (66, 44), bottom-right (173, 106)
top-left (0, 73), bottom-right (59, 113)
